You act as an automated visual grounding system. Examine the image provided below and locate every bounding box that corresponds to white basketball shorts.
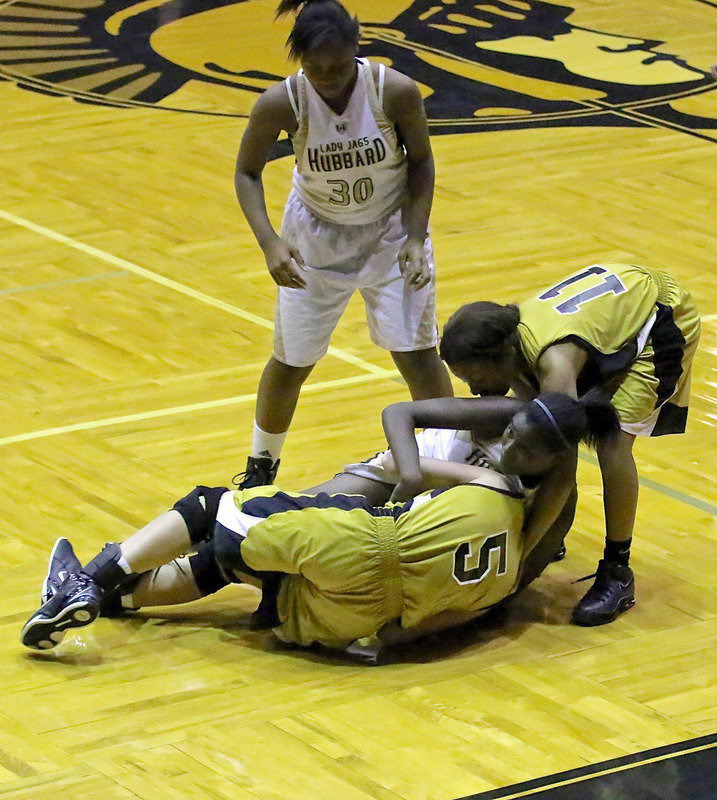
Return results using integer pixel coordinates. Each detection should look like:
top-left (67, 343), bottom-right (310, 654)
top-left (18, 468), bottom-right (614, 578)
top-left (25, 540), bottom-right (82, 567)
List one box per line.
top-left (273, 190), bottom-right (439, 367)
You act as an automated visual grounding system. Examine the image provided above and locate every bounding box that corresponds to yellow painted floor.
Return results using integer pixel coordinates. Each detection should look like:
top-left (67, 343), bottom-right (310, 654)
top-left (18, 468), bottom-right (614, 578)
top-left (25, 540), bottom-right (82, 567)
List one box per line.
top-left (0, 1), bottom-right (715, 798)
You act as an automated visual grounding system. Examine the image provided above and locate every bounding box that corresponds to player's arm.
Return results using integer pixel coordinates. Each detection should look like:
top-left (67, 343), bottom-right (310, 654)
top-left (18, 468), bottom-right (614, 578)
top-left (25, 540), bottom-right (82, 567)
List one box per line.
top-left (522, 448), bottom-right (578, 553)
top-left (535, 342), bottom-right (588, 397)
top-left (377, 610), bottom-right (480, 645)
top-left (234, 85), bottom-right (306, 287)
top-left (379, 454), bottom-right (515, 494)
top-left (382, 396), bottom-right (524, 499)
top-left (383, 69), bottom-right (434, 289)
top-left (524, 344), bottom-right (583, 545)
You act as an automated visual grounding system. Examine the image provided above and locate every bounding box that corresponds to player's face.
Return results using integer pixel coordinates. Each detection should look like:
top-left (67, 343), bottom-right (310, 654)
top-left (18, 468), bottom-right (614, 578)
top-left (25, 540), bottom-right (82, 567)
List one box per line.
top-left (500, 411), bottom-right (557, 476)
top-left (449, 360), bottom-right (513, 397)
top-left (300, 43), bottom-right (359, 101)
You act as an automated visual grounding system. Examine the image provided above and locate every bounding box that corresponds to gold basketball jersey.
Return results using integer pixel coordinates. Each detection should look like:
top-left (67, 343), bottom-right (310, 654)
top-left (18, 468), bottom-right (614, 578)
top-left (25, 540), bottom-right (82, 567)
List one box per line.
top-left (394, 484), bottom-right (525, 628)
top-left (238, 484), bottom-right (526, 648)
top-left (518, 263), bottom-right (685, 386)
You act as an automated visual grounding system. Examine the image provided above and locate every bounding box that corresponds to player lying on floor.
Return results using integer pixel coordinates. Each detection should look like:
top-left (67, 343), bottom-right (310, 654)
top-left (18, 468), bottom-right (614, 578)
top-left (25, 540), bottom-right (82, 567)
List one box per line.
top-left (315, 424), bottom-right (524, 504)
top-left (312, 411), bottom-right (572, 560)
top-left (21, 392), bottom-right (618, 657)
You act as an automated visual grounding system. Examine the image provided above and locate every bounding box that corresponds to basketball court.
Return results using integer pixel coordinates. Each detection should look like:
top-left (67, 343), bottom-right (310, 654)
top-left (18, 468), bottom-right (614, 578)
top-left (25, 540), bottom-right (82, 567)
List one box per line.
top-left (0, 1), bottom-right (715, 798)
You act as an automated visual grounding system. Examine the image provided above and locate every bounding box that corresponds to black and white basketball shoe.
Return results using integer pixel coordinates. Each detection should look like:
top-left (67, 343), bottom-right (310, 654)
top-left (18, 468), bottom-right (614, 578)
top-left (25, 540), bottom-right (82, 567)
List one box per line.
top-left (571, 559), bottom-right (635, 626)
top-left (41, 537), bottom-right (82, 604)
top-left (234, 455), bottom-right (280, 490)
top-left (22, 571), bottom-right (102, 651)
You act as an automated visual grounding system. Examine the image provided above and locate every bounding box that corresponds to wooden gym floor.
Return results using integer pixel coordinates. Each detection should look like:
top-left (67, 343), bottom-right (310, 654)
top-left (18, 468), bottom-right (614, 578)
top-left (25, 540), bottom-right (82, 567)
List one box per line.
top-left (0, 1), bottom-right (715, 798)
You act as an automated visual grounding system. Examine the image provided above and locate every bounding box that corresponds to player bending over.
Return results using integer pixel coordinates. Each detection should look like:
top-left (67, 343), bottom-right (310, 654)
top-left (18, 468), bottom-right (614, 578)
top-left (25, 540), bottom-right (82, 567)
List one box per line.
top-left (439, 263), bottom-right (699, 625)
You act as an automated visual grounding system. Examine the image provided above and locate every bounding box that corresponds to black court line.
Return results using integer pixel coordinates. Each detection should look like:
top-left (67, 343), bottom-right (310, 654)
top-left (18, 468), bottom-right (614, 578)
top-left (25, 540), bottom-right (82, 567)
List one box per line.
top-left (362, 29), bottom-right (717, 143)
top-left (599, 103), bottom-right (717, 145)
top-left (456, 733), bottom-right (716, 800)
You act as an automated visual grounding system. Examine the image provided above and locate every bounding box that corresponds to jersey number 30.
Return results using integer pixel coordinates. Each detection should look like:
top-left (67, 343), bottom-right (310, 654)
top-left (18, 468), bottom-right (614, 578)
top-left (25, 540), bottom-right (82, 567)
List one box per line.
top-left (327, 177), bottom-right (374, 206)
top-left (453, 531), bottom-right (508, 585)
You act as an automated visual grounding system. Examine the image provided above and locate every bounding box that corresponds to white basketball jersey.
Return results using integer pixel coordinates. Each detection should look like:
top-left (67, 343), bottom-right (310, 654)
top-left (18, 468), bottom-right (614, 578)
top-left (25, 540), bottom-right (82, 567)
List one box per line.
top-left (286, 58), bottom-right (408, 225)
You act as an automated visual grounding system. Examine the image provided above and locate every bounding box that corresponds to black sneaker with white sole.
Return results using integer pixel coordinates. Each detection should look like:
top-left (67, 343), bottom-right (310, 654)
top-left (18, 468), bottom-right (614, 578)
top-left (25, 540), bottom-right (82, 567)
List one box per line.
top-left (41, 537), bottom-right (82, 605)
top-left (21, 573), bottom-right (102, 650)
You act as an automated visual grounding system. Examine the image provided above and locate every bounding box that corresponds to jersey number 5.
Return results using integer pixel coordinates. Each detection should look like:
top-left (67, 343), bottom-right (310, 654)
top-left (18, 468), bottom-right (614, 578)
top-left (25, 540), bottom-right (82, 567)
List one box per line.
top-left (453, 531), bottom-right (508, 585)
top-left (538, 265), bottom-right (626, 314)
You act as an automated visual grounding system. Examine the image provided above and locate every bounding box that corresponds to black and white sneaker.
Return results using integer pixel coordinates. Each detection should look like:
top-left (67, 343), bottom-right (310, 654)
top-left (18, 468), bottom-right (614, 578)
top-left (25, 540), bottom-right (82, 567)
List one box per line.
top-left (234, 455), bottom-right (280, 490)
top-left (21, 573), bottom-right (102, 650)
top-left (41, 538), bottom-right (82, 605)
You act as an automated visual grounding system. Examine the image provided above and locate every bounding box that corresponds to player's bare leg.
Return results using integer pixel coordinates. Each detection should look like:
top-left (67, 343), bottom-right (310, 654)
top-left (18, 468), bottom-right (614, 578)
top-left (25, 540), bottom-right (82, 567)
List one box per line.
top-left (120, 557), bottom-right (261, 608)
top-left (21, 487), bottom-right (229, 649)
top-left (239, 356), bottom-right (315, 489)
top-left (120, 511), bottom-right (191, 573)
top-left (390, 347), bottom-right (453, 400)
top-left (304, 473), bottom-right (394, 505)
top-left (572, 430), bottom-right (636, 625)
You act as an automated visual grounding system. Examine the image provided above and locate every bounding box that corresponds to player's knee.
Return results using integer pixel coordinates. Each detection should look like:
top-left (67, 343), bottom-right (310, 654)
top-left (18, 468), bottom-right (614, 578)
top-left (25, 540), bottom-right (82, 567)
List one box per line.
top-left (188, 541), bottom-right (232, 596)
top-left (172, 486), bottom-right (227, 545)
top-left (269, 356), bottom-right (315, 384)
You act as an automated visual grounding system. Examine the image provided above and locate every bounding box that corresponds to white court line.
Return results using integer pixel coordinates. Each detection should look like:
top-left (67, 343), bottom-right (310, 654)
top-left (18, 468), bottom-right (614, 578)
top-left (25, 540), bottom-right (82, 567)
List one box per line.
top-left (0, 371), bottom-right (396, 446)
top-left (0, 207), bottom-right (392, 377)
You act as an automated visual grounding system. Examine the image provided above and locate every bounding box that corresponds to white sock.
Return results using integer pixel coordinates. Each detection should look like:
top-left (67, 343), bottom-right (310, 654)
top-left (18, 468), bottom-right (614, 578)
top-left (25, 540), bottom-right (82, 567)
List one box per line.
top-left (251, 423), bottom-right (287, 462)
top-left (116, 551), bottom-right (134, 575)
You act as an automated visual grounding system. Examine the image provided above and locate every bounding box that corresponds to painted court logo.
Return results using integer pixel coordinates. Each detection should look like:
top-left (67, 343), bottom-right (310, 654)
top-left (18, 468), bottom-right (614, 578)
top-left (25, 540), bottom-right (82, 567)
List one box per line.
top-left (0, 0), bottom-right (715, 139)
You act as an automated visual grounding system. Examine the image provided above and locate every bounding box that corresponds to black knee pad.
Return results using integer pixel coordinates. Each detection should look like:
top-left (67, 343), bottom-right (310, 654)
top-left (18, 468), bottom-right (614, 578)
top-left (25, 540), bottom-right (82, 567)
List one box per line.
top-left (213, 525), bottom-right (256, 575)
top-left (188, 541), bottom-right (231, 596)
top-left (173, 486), bottom-right (227, 545)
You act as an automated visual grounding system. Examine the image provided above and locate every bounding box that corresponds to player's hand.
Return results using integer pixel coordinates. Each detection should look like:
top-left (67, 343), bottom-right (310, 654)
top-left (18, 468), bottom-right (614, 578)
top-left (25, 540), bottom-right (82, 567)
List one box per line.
top-left (262, 236), bottom-right (307, 288)
top-left (390, 477), bottom-right (424, 503)
top-left (398, 236), bottom-right (431, 291)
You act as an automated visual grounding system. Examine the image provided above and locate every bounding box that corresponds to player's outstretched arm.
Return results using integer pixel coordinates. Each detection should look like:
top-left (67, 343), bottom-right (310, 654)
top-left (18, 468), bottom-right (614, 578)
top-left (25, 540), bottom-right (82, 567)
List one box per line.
top-left (380, 454), bottom-right (516, 495)
top-left (382, 396), bottom-right (524, 499)
top-left (522, 448), bottom-right (577, 554)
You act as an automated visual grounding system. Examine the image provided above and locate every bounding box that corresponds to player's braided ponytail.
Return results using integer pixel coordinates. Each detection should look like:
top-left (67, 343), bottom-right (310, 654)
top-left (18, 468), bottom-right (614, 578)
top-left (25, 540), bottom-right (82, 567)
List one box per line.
top-left (276, 0), bottom-right (359, 60)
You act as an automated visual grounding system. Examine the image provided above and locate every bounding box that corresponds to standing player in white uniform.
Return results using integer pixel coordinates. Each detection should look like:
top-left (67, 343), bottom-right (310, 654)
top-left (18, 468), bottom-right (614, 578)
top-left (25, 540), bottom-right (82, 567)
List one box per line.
top-left (234, 0), bottom-right (453, 488)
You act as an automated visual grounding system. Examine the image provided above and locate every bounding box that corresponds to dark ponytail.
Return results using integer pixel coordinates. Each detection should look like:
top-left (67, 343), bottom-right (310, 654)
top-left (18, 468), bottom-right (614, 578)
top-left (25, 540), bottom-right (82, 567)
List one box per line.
top-left (276, 0), bottom-right (359, 60)
top-left (579, 389), bottom-right (622, 449)
top-left (527, 390), bottom-right (620, 452)
top-left (440, 301), bottom-right (520, 365)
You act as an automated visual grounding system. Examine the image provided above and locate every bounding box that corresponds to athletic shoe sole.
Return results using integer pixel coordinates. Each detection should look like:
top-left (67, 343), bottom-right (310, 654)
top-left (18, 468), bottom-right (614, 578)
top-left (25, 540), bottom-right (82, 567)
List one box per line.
top-left (571, 595), bottom-right (635, 627)
top-left (20, 599), bottom-right (99, 650)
